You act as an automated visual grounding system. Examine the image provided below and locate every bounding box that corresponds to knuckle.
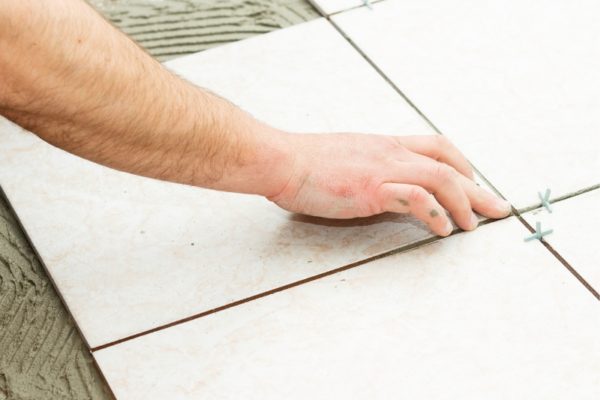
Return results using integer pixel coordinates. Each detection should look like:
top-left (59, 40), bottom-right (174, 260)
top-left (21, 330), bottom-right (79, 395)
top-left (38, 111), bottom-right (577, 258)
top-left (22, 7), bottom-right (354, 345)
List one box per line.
top-left (385, 136), bottom-right (407, 152)
top-left (434, 134), bottom-right (452, 148)
top-left (391, 146), bottom-right (410, 162)
top-left (433, 163), bottom-right (456, 183)
top-left (408, 186), bottom-right (429, 204)
top-left (396, 143), bottom-right (411, 156)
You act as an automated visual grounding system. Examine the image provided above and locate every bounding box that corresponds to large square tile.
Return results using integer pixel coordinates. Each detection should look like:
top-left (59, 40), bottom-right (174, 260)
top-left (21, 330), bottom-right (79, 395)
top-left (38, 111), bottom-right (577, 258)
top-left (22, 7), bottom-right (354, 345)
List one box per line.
top-left (523, 188), bottom-right (600, 294)
top-left (94, 217), bottom-right (600, 399)
top-left (333, 0), bottom-right (600, 209)
top-left (0, 19), bottom-right (436, 348)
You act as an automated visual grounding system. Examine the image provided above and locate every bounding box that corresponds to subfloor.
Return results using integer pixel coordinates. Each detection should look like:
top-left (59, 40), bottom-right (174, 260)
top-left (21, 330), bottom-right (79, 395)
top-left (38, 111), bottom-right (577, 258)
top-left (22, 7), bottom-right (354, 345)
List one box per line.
top-left (0, 1), bottom-right (318, 399)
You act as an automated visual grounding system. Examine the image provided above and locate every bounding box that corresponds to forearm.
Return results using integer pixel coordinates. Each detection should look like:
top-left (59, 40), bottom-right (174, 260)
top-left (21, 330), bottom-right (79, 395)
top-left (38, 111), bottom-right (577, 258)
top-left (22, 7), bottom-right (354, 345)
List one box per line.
top-left (0, 0), bottom-right (291, 196)
top-left (0, 0), bottom-right (510, 233)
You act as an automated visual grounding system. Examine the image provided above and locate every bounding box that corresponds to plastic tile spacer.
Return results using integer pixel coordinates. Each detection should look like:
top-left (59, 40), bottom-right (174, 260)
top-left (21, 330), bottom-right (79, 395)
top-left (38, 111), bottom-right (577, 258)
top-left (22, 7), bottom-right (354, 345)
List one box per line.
top-left (524, 221), bottom-right (553, 242)
top-left (538, 188), bottom-right (553, 213)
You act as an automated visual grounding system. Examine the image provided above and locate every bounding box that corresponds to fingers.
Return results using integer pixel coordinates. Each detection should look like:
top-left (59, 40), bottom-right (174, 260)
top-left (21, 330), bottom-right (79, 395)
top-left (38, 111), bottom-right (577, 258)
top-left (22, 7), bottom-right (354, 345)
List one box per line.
top-left (392, 162), bottom-right (478, 231)
top-left (395, 148), bottom-right (512, 221)
top-left (377, 183), bottom-right (454, 236)
top-left (395, 135), bottom-right (475, 180)
top-left (456, 173), bottom-right (512, 219)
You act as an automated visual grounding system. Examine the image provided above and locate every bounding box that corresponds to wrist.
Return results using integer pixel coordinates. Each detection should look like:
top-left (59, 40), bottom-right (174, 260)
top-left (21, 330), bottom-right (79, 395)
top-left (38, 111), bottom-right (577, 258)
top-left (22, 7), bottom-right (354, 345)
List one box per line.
top-left (249, 126), bottom-right (297, 199)
top-left (194, 98), bottom-right (297, 199)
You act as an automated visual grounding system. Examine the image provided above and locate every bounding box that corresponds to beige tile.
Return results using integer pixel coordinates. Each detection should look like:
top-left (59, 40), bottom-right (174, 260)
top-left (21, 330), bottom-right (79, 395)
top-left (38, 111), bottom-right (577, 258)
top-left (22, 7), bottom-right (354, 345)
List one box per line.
top-left (164, 18), bottom-right (432, 135)
top-left (0, 19), bottom-right (436, 348)
top-left (94, 217), bottom-right (600, 400)
top-left (333, 0), bottom-right (600, 209)
top-left (523, 188), bottom-right (600, 294)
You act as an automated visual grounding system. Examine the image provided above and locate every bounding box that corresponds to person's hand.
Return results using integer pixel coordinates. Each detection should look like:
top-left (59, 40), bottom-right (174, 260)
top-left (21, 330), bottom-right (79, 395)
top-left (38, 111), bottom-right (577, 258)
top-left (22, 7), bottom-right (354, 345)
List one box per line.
top-left (268, 133), bottom-right (511, 236)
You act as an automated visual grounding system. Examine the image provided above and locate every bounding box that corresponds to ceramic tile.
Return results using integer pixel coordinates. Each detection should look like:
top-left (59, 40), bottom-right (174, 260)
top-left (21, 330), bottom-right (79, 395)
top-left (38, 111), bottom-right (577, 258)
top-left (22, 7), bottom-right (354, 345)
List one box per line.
top-left (94, 217), bottom-right (600, 399)
top-left (333, 0), bottom-right (600, 209)
top-left (308, 0), bottom-right (381, 15)
top-left (0, 19), bottom-right (437, 348)
top-left (523, 188), bottom-right (600, 293)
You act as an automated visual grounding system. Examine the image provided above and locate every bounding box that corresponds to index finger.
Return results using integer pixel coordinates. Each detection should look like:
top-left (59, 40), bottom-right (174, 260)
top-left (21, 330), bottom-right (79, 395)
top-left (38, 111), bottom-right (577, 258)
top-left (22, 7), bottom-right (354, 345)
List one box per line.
top-left (394, 135), bottom-right (475, 180)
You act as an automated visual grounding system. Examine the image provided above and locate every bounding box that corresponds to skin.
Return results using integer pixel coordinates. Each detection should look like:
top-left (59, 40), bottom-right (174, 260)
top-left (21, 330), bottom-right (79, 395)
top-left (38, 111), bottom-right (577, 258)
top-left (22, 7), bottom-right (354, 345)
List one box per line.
top-left (0, 0), bottom-right (511, 237)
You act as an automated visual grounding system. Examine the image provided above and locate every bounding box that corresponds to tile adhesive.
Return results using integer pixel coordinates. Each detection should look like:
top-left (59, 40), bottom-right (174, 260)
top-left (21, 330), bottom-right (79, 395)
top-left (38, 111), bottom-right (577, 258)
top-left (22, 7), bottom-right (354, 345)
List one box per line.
top-left (0, 1), bottom-right (318, 398)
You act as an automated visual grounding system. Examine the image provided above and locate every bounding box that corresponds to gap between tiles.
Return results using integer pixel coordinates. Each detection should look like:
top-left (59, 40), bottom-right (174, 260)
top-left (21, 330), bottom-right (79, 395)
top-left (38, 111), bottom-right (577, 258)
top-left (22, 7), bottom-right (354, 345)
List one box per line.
top-left (323, 14), bottom-right (513, 204)
top-left (326, 18), bottom-right (444, 136)
top-left (321, 7), bottom-right (600, 302)
top-left (517, 183), bottom-right (600, 214)
top-left (5, 153), bottom-right (594, 357)
top-left (0, 13), bottom-right (486, 357)
top-left (90, 208), bottom-right (598, 353)
top-left (92, 200), bottom-right (600, 353)
top-left (89, 229), bottom-right (459, 352)
top-left (325, 0), bottom-right (384, 17)
top-left (0, 160), bottom-right (506, 354)
top-left (88, 12), bottom-right (598, 348)
top-left (0, 167), bottom-right (513, 355)
top-left (5, 4), bottom-right (595, 357)
top-left (325, 13), bottom-right (510, 200)
top-left (513, 204), bottom-right (600, 301)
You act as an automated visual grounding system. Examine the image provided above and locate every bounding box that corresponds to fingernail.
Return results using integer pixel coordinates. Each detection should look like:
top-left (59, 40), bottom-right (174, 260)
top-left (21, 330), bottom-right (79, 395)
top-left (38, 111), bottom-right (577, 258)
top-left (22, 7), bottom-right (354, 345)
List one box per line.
top-left (443, 220), bottom-right (453, 236)
top-left (495, 198), bottom-right (512, 215)
top-left (470, 213), bottom-right (479, 230)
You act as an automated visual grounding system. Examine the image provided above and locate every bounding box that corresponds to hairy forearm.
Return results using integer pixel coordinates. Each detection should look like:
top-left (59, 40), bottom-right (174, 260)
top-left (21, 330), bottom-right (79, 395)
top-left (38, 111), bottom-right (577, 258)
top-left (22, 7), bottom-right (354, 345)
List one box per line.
top-left (0, 0), bottom-right (511, 232)
top-left (0, 0), bottom-right (291, 196)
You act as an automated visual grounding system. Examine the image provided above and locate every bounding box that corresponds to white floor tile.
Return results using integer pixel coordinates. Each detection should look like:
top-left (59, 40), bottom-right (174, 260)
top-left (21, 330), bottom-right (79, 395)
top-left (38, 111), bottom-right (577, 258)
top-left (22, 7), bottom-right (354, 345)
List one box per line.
top-left (523, 188), bottom-right (600, 293)
top-left (94, 217), bottom-right (600, 400)
top-left (333, 0), bottom-right (600, 209)
top-left (0, 19), bottom-right (436, 348)
top-left (308, 0), bottom-right (380, 15)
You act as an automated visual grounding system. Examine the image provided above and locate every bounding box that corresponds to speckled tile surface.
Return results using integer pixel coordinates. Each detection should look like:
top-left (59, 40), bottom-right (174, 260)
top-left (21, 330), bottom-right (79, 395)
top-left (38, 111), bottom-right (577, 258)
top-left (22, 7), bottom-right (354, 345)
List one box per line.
top-left (1, 0), bottom-right (318, 398)
top-left (94, 218), bottom-right (600, 399)
top-left (3, 1), bottom-right (600, 398)
top-left (333, 0), bottom-right (600, 209)
top-left (0, 19), bottom-right (436, 349)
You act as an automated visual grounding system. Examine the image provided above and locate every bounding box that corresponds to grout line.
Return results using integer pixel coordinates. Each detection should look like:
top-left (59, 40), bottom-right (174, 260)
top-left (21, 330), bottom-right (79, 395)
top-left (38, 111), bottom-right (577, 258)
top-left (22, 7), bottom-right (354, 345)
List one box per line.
top-left (518, 183), bottom-right (600, 214)
top-left (327, 0), bottom-right (385, 17)
top-left (91, 231), bottom-right (457, 351)
top-left (513, 210), bottom-right (600, 300)
top-left (94, 4), bottom-right (600, 349)
top-left (324, 3), bottom-right (600, 215)
top-left (92, 216), bottom-right (504, 351)
top-left (0, 6), bottom-right (505, 355)
top-left (326, 18), bottom-right (445, 136)
top-left (7, 3), bottom-right (598, 355)
top-left (471, 165), bottom-right (510, 200)
top-left (92, 217), bottom-right (506, 351)
top-left (325, 10), bottom-right (511, 204)
top-left (324, 9), bottom-right (600, 301)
